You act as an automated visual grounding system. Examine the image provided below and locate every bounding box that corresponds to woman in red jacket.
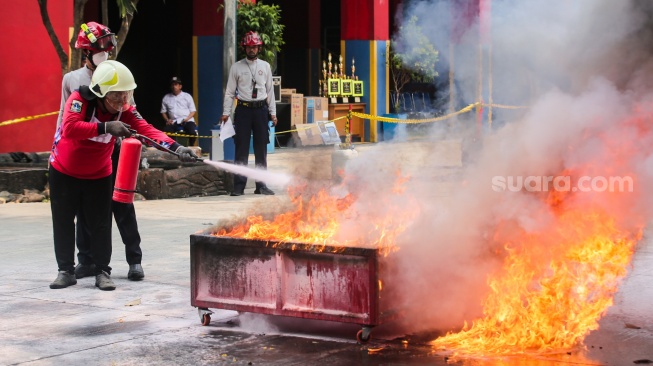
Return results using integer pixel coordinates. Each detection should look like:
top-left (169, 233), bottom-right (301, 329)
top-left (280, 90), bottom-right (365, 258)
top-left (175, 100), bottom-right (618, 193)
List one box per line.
top-left (49, 60), bottom-right (197, 291)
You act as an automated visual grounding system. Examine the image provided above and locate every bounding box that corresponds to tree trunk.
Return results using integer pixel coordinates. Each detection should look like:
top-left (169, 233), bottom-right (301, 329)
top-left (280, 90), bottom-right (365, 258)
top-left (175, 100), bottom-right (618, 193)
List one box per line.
top-left (37, 0), bottom-right (69, 73)
top-left (69, 0), bottom-right (88, 71)
top-left (113, 0), bottom-right (139, 59)
top-left (41, 0), bottom-right (139, 72)
top-left (101, 0), bottom-right (109, 27)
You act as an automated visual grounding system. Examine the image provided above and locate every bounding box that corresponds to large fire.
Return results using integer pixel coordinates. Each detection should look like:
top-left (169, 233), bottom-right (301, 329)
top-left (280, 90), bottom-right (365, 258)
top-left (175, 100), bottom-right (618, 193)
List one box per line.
top-left (427, 98), bottom-right (651, 357)
top-left (430, 200), bottom-right (642, 356)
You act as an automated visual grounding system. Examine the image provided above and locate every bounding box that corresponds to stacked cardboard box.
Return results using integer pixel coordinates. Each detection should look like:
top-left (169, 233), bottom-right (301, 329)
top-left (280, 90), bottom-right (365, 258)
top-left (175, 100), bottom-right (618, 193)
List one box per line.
top-left (303, 97), bottom-right (328, 124)
top-left (291, 123), bottom-right (323, 147)
top-left (281, 92), bottom-right (304, 126)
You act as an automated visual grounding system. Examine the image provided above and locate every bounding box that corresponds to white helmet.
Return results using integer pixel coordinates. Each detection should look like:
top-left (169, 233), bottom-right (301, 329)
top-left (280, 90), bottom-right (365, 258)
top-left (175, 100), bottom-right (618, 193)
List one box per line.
top-left (90, 60), bottom-right (137, 98)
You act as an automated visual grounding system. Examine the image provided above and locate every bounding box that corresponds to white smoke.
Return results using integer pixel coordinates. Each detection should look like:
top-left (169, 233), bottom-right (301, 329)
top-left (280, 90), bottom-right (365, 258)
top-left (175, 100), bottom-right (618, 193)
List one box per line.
top-left (338, 0), bottom-right (653, 334)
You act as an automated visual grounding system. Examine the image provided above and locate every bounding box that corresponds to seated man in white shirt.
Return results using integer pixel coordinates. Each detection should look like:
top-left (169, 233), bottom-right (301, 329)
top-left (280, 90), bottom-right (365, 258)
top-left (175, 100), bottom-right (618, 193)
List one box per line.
top-left (160, 77), bottom-right (198, 146)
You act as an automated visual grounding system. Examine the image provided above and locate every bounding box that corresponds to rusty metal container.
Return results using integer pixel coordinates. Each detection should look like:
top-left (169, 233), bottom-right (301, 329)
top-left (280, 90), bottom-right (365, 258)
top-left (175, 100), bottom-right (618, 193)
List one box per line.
top-left (190, 234), bottom-right (395, 341)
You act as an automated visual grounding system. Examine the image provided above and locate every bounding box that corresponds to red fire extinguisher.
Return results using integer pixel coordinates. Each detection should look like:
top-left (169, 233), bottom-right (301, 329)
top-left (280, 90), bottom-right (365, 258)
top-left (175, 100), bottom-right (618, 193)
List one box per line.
top-left (113, 137), bottom-right (142, 204)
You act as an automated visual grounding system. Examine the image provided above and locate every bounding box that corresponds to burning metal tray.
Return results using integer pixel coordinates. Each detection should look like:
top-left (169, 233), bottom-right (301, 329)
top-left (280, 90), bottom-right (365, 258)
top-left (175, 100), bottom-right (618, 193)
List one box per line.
top-left (190, 234), bottom-right (396, 342)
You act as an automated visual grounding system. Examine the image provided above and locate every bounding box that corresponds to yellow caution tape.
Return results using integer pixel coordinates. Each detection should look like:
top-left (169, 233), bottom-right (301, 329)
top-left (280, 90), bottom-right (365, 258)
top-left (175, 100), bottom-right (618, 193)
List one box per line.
top-left (351, 103), bottom-right (479, 124)
top-left (349, 102), bottom-right (528, 125)
top-left (0, 111), bottom-right (58, 127)
top-left (483, 103), bottom-right (529, 109)
top-left (165, 132), bottom-right (213, 139)
top-left (166, 123), bottom-right (317, 139)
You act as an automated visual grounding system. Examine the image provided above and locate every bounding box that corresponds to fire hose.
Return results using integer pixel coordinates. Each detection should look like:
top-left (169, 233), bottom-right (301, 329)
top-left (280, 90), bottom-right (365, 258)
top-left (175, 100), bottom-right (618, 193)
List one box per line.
top-left (129, 129), bottom-right (204, 162)
top-left (113, 130), bottom-right (204, 204)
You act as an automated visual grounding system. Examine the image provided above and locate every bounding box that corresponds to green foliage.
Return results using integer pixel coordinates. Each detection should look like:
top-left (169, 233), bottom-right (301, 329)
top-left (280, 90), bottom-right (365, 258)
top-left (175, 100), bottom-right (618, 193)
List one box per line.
top-left (236, 1), bottom-right (285, 64)
top-left (116, 0), bottom-right (138, 18)
top-left (389, 16), bottom-right (439, 111)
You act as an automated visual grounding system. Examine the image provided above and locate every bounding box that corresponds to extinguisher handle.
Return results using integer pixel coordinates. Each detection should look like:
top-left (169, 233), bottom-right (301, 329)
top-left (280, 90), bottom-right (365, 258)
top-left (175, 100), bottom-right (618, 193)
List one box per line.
top-left (130, 131), bottom-right (204, 162)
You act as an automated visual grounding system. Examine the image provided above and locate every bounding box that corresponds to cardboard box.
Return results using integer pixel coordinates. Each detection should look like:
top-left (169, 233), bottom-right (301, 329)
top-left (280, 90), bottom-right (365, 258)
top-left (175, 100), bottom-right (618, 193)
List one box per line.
top-left (303, 97), bottom-right (328, 124)
top-left (280, 88), bottom-right (296, 95)
top-left (281, 93), bottom-right (304, 125)
top-left (317, 121), bottom-right (341, 144)
top-left (291, 123), bottom-right (324, 147)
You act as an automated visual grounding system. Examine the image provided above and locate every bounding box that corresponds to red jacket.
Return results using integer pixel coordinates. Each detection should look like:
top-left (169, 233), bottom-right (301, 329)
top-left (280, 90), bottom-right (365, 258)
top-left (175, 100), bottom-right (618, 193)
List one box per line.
top-left (50, 90), bottom-right (180, 179)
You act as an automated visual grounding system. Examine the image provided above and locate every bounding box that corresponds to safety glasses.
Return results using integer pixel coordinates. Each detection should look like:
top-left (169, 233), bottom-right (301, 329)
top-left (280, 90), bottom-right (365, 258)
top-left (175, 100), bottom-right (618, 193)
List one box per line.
top-left (92, 33), bottom-right (117, 51)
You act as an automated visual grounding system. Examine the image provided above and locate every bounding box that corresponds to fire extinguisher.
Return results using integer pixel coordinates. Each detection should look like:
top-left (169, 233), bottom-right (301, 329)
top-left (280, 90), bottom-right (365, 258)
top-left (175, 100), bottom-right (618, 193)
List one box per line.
top-left (113, 137), bottom-right (142, 204)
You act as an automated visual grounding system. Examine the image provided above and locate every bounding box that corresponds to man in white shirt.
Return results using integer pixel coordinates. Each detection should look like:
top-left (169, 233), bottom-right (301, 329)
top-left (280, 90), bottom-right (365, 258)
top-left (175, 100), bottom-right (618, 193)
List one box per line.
top-left (221, 31), bottom-right (278, 196)
top-left (161, 77), bottom-right (198, 146)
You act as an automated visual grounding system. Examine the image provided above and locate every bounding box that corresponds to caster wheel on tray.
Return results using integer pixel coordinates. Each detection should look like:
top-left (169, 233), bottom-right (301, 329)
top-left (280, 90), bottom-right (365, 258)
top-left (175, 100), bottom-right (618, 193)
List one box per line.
top-left (198, 308), bottom-right (213, 326)
top-left (201, 314), bottom-right (211, 326)
top-left (356, 329), bottom-right (371, 343)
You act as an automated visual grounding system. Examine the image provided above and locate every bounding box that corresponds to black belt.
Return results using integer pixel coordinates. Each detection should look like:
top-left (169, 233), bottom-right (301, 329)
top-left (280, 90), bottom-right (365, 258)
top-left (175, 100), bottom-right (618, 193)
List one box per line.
top-left (238, 100), bottom-right (267, 108)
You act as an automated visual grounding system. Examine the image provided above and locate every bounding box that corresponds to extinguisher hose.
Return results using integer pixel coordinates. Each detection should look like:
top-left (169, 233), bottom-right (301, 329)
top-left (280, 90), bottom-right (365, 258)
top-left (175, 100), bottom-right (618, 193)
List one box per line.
top-left (129, 130), bottom-right (204, 162)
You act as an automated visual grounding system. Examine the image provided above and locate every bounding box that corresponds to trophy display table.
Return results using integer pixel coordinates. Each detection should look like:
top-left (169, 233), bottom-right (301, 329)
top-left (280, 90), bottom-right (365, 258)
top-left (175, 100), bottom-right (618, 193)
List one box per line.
top-left (328, 102), bottom-right (366, 142)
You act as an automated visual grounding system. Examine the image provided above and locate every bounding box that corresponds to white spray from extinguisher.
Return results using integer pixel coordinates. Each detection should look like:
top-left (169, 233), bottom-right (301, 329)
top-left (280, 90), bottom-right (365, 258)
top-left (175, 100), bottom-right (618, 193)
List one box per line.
top-left (202, 160), bottom-right (292, 187)
top-left (131, 132), bottom-right (293, 189)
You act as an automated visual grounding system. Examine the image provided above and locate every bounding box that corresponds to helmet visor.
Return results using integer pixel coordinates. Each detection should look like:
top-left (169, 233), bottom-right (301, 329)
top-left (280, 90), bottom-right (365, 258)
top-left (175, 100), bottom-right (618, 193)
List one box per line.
top-left (93, 33), bottom-right (117, 51)
top-left (105, 90), bottom-right (134, 112)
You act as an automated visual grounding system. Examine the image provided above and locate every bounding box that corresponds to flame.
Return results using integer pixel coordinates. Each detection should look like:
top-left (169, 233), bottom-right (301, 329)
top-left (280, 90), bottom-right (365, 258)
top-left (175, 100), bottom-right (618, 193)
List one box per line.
top-left (431, 207), bottom-right (641, 356)
top-left (214, 186), bottom-right (354, 250)
top-left (212, 173), bottom-right (417, 255)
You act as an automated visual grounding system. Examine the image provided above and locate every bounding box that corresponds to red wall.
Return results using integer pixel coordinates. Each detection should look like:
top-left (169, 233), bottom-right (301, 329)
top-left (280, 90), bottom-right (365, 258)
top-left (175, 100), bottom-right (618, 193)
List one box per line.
top-left (341, 0), bottom-right (389, 41)
top-left (193, 0), bottom-right (224, 36)
top-left (0, 1), bottom-right (72, 153)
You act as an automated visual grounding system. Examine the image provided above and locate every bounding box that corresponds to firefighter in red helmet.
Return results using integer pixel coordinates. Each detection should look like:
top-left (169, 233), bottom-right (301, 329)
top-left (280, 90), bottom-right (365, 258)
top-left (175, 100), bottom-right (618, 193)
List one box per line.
top-left (241, 30), bottom-right (263, 48)
top-left (221, 31), bottom-right (278, 196)
top-left (56, 22), bottom-right (117, 131)
top-left (75, 22), bottom-right (117, 68)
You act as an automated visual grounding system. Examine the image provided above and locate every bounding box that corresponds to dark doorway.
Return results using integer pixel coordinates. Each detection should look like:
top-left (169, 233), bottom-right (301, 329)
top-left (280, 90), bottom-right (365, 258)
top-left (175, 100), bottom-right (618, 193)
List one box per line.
top-left (106, 0), bottom-right (194, 132)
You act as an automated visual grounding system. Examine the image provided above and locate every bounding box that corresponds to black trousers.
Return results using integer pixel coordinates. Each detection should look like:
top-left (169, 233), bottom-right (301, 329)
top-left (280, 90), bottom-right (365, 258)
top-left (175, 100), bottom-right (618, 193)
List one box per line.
top-left (165, 121), bottom-right (198, 146)
top-left (77, 143), bottom-right (142, 265)
top-left (49, 166), bottom-right (113, 275)
top-left (233, 105), bottom-right (270, 192)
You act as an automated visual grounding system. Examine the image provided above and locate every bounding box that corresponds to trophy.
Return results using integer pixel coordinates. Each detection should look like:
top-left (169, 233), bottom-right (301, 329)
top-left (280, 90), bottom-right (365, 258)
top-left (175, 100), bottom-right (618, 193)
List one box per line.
top-left (340, 56), bottom-right (353, 103)
top-left (339, 55), bottom-right (344, 79)
top-left (327, 53), bottom-right (341, 102)
top-left (353, 78), bottom-right (363, 102)
top-left (352, 56), bottom-right (363, 103)
top-left (328, 53), bottom-right (333, 79)
top-left (322, 61), bottom-right (328, 97)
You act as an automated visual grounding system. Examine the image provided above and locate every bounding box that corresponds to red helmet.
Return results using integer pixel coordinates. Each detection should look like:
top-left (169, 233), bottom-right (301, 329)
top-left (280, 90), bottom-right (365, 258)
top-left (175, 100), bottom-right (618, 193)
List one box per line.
top-left (75, 22), bottom-right (117, 52)
top-left (241, 31), bottom-right (263, 47)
